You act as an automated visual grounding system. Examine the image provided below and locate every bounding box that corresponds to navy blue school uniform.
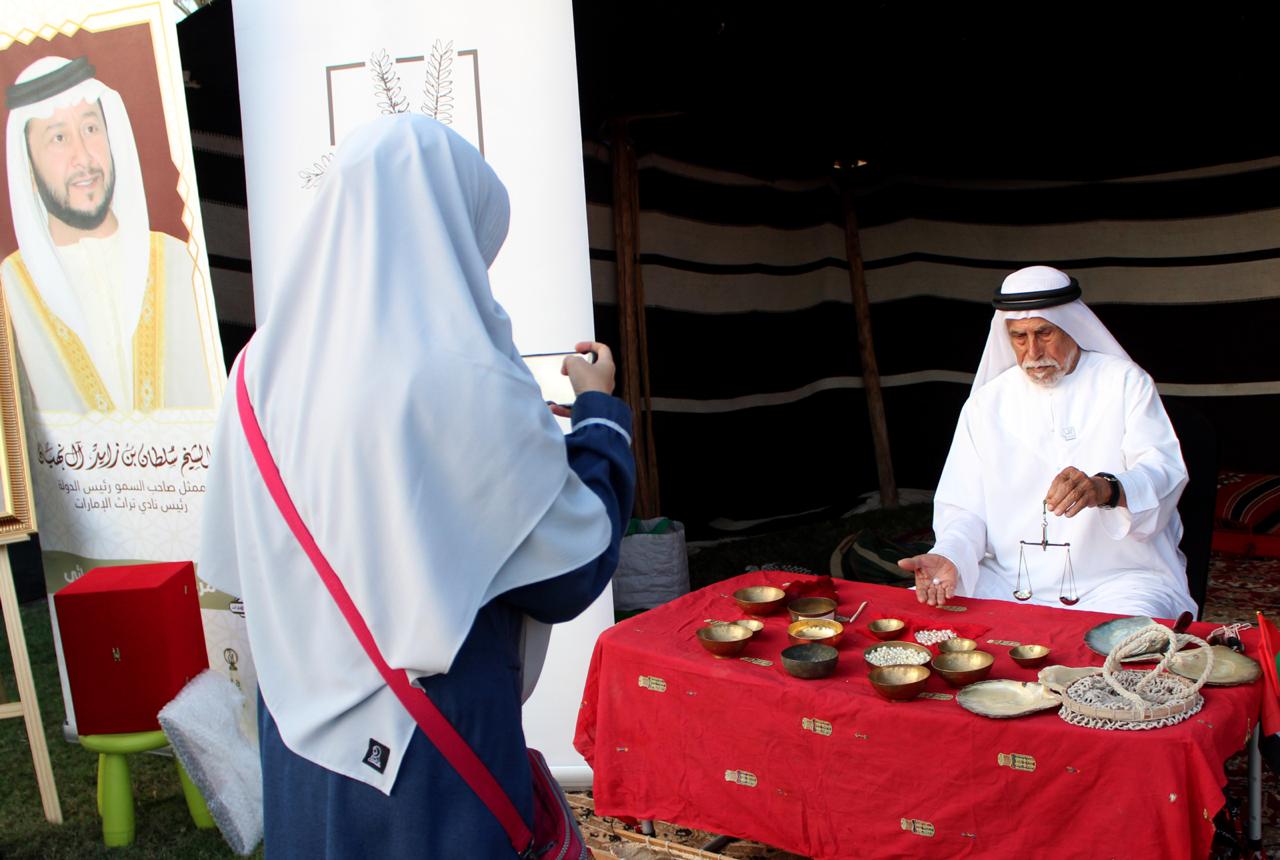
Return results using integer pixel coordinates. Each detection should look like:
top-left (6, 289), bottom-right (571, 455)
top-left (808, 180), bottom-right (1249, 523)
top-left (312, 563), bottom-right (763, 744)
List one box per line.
top-left (259, 393), bottom-right (635, 858)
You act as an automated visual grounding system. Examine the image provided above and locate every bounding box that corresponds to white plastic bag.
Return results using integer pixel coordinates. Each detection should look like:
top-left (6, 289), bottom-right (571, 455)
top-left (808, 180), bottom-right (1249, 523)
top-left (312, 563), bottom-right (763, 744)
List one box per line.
top-left (158, 670), bottom-right (262, 855)
top-left (612, 518), bottom-right (690, 612)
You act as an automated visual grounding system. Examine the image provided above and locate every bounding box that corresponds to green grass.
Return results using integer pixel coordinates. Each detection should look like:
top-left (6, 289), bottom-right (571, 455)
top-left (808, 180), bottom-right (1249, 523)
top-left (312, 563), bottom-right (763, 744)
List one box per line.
top-left (0, 601), bottom-right (255, 859)
top-left (0, 504), bottom-right (930, 857)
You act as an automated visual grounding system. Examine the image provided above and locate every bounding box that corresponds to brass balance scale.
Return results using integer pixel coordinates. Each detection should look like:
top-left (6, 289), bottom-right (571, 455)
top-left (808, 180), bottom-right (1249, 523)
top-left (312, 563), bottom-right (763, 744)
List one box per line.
top-left (1013, 501), bottom-right (1079, 605)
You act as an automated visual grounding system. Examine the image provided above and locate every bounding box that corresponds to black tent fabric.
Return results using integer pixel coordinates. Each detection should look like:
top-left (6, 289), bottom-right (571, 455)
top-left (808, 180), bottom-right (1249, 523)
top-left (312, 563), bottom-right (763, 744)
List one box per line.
top-left (178, 1), bottom-right (1280, 538)
top-left (582, 150), bottom-right (1280, 535)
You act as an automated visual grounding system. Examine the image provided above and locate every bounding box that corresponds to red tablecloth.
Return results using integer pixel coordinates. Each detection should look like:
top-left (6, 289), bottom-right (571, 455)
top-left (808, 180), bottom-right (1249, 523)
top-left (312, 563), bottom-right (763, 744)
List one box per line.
top-left (575, 572), bottom-right (1264, 860)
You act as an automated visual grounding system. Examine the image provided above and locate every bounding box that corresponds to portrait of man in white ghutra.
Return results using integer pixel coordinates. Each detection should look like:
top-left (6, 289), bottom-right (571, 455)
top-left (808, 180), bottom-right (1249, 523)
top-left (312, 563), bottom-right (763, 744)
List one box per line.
top-left (2, 47), bottom-right (215, 416)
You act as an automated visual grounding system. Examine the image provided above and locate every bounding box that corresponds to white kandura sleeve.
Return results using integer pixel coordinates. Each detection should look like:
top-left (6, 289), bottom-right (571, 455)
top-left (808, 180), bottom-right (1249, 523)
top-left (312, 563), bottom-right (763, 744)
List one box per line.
top-left (930, 400), bottom-right (990, 596)
top-left (1097, 368), bottom-right (1188, 541)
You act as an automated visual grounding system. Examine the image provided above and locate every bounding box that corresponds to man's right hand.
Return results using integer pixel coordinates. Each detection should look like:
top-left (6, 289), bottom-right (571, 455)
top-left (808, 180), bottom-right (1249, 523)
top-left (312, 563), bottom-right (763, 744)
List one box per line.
top-left (897, 554), bottom-right (959, 607)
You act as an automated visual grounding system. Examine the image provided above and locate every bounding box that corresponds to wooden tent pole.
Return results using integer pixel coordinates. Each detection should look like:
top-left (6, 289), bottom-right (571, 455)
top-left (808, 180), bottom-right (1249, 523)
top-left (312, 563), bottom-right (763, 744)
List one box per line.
top-left (0, 538), bottom-right (62, 823)
top-left (840, 186), bottom-right (898, 508)
top-left (609, 118), bottom-right (661, 517)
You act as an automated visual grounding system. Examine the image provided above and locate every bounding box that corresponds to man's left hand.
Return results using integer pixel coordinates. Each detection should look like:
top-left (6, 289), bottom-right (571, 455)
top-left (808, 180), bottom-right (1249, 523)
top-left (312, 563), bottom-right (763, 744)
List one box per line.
top-left (897, 554), bottom-right (959, 606)
top-left (1045, 467), bottom-right (1109, 517)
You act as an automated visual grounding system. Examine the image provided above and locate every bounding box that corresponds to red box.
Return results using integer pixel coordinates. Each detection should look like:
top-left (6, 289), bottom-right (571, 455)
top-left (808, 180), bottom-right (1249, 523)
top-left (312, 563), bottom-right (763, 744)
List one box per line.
top-left (54, 562), bottom-right (208, 735)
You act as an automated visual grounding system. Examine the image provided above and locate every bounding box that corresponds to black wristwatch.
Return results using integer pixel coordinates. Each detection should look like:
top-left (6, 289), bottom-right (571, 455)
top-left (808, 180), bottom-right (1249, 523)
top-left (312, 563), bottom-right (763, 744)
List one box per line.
top-left (1095, 472), bottom-right (1120, 509)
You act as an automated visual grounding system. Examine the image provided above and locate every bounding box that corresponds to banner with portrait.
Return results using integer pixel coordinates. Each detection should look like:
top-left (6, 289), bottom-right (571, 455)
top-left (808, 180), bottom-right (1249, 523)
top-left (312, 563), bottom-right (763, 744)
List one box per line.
top-left (233, 0), bottom-right (607, 782)
top-left (0, 1), bottom-right (250, 736)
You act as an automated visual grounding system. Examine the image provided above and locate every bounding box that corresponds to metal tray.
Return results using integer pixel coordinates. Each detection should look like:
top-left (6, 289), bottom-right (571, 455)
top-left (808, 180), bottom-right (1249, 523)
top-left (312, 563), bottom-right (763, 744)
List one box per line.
top-left (1084, 615), bottom-right (1162, 657)
top-left (956, 679), bottom-right (1062, 719)
top-left (1169, 645), bottom-right (1262, 687)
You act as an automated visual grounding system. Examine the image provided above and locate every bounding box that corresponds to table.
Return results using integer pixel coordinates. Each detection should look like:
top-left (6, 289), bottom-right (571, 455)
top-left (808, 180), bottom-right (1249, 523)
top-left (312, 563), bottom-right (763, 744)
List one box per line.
top-left (575, 571), bottom-right (1265, 860)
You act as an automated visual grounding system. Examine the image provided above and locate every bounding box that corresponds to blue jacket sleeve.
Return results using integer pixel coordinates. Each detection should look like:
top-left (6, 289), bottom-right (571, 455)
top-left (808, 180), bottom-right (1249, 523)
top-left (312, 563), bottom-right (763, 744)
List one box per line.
top-left (499, 392), bottom-right (636, 623)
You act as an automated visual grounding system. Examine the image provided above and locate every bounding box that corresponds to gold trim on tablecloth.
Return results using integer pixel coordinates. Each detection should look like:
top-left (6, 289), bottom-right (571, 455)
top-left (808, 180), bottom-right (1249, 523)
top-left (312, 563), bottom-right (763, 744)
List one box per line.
top-left (997, 753), bottom-right (1037, 772)
top-left (900, 819), bottom-right (935, 837)
top-left (801, 717), bottom-right (832, 736)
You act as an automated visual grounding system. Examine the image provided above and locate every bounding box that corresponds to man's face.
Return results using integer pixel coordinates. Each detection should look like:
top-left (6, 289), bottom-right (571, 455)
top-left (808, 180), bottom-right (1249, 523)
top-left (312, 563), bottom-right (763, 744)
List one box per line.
top-left (1006, 317), bottom-right (1080, 387)
top-left (25, 99), bottom-right (115, 231)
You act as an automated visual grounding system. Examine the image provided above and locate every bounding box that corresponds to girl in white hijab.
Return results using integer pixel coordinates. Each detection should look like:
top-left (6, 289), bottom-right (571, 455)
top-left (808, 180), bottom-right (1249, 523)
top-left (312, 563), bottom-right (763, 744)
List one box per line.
top-left (199, 115), bottom-right (634, 857)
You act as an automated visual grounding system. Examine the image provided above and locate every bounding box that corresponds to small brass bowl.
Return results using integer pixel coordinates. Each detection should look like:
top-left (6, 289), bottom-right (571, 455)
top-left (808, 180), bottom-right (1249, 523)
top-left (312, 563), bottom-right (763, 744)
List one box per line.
top-left (696, 623), bottom-right (753, 658)
top-left (931, 650), bottom-right (995, 687)
top-left (732, 586), bottom-right (788, 616)
top-left (867, 618), bottom-right (906, 640)
top-left (781, 643), bottom-right (839, 679)
top-left (788, 596), bottom-right (838, 621)
top-left (734, 618), bottom-right (765, 633)
top-left (869, 664), bottom-right (931, 701)
top-left (938, 637), bottom-right (978, 653)
top-left (787, 619), bottom-right (844, 647)
top-left (1009, 644), bottom-right (1051, 668)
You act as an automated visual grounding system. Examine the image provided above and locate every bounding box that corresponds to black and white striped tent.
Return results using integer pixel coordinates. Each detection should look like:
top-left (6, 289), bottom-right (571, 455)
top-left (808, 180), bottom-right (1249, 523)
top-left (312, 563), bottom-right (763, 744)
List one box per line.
top-left (181, 2), bottom-right (1280, 540)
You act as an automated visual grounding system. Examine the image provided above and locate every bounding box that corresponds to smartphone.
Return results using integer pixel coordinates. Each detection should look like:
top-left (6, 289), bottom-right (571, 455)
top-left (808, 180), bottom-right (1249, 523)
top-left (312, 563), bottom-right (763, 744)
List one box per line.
top-left (522, 351), bottom-right (596, 408)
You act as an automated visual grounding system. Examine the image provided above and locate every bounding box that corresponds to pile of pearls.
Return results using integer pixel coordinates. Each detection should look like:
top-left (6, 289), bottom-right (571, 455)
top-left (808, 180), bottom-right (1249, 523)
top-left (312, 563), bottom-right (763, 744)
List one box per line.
top-left (866, 646), bottom-right (930, 667)
top-left (914, 628), bottom-right (958, 646)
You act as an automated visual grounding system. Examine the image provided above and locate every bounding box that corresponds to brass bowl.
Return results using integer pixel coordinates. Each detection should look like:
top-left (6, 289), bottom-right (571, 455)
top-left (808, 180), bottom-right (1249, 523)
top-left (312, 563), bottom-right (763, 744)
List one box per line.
top-left (869, 664), bottom-right (931, 701)
top-left (781, 643), bottom-right (839, 679)
top-left (863, 640), bottom-right (933, 667)
top-left (867, 618), bottom-right (906, 640)
top-left (732, 586), bottom-right (788, 616)
top-left (696, 623), bottom-right (753, 658)
top-left (1009, 644), bottom-right (1051, 668)
top-left (734, 618), bottom-right (765, 633)
top-left (787, 619), bottom-right (844, 647)
top-left (788, 596), bottom-right (838, 621)
top-left (938, 637), bottom-right (978, 653)
top-left (931, 650), bottom-right (995, 687)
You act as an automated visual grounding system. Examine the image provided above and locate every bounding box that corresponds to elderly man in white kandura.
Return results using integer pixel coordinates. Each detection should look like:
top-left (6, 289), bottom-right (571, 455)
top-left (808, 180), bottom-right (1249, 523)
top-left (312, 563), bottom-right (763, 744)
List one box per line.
top-left (899, 265), bottom-right (1196, 620)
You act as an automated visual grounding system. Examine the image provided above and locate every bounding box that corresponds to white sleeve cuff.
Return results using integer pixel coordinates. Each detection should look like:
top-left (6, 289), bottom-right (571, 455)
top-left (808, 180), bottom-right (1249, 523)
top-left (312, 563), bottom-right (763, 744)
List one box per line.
top-left (1116, 469), bottom-right (1156, 515)
top-left (1096, 505), bottom-right (1134, 540)
top-left (1095, 470), bottom-right (1157, 537)
top-left (929, 536), bottom-right (981, 597)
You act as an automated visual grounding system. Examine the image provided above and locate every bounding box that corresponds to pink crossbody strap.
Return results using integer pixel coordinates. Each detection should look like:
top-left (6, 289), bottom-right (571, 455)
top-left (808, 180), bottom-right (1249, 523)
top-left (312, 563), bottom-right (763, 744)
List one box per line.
top-left (234, 352), bottom-right (533, 852)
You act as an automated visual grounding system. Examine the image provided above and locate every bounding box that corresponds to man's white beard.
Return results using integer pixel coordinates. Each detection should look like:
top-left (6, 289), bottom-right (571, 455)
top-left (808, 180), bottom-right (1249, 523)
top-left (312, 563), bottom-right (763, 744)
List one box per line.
top-left (1021, 346), bottom-right (1078, 388)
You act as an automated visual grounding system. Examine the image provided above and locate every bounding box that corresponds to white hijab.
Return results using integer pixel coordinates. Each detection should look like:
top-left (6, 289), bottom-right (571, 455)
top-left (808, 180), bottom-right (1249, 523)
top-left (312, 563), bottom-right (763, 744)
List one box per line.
top-left (199, 116), bottom-right (609, 789)
top-left (4, 56), bottom-right (150, 380)
top-left (972, 266), bottom-right (1131, 391)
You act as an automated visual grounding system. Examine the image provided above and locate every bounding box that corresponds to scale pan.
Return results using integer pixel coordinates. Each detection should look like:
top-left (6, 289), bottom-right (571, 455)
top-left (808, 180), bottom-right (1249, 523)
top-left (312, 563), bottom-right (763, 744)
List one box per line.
top-left (957, 680), bottom-right (1062, 719)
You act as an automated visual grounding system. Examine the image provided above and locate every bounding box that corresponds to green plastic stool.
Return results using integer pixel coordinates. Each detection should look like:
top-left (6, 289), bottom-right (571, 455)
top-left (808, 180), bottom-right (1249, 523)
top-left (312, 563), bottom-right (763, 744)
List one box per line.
top-left (80, 730), bottom-right (215, 847)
